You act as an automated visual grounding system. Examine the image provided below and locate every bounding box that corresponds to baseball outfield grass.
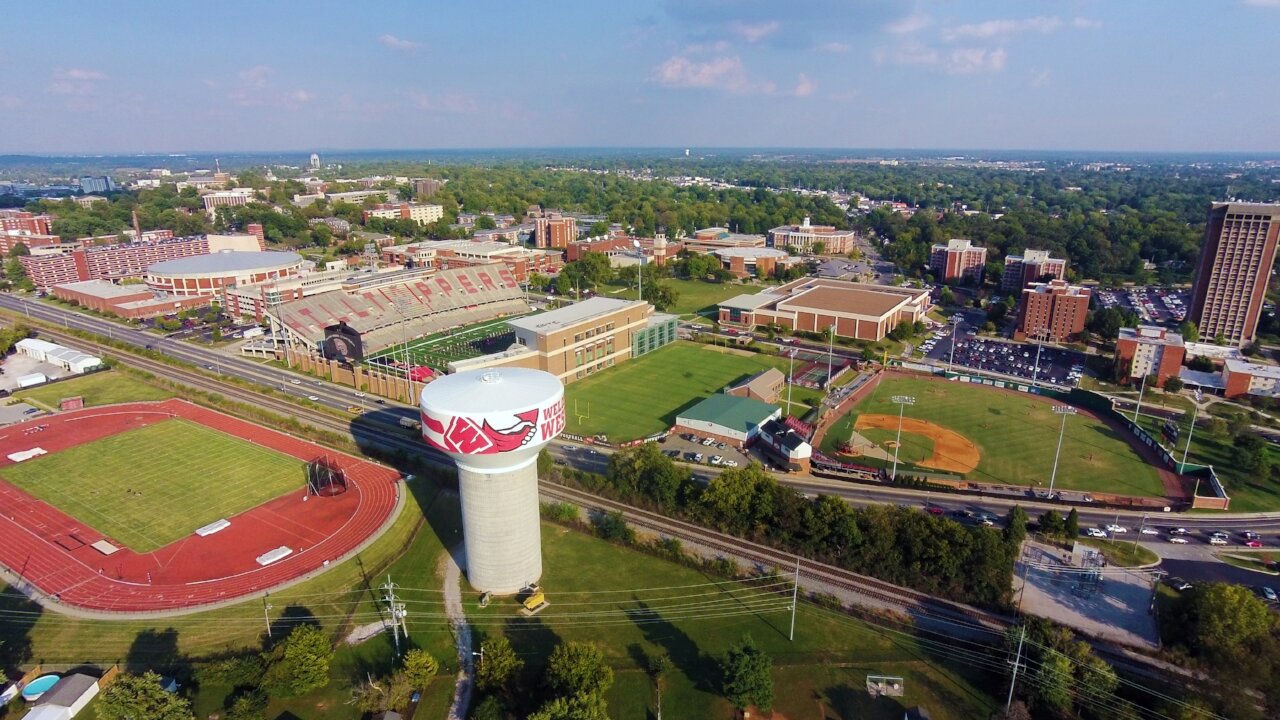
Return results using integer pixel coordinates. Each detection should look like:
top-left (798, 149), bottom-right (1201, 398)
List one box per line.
top-left (563, 341), bottom-right (824, 441)
top-left (823, 376), bottom-right (1166, 497)
top-left (1, 419), bottom-right (306, 552)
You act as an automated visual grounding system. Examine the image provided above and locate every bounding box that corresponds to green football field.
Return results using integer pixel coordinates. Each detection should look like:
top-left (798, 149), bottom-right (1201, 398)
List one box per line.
top-left (2, 419), bottom-right (307, 552)
top-left (563, 341), bottom-right (824, 440)
top-left (365, 314), bottom-right (531, 372)
top-left (823, 376), bottom-right (1166, 497)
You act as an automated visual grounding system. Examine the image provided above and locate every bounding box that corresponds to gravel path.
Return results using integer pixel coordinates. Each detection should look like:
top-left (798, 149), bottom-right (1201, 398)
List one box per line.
top-left (442, 546), bottom-right (473, 720)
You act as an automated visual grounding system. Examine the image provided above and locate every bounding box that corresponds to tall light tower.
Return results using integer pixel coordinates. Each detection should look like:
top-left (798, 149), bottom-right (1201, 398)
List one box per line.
top-left (889, 395), bottom-right (916, 481)
top-left (420, 368), bottom-right (565, 594)
top-left (947, 314), bottom-right (962, 373)
top-left (1047, 405), bottom-right (1077, 496)
top-left (634, 239), bottom-right (644, 302)
top-left (1179, 389), bottom-right (1203, 474)
top-left (1030, 328), bottom-right (1049, 387)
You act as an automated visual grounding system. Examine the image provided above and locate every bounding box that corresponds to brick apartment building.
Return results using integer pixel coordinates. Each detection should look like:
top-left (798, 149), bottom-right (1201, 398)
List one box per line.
top-left (718, 278), bottom-right (930, 342)
top-left (1189, 201), bottom-right (1280, 347)
top-left (1016, 279), bottom-right (1091, 342)
top-left (1224, 359), bottom-right (1280, 399)
top-left (19, 236), bottom-right (213, 288)
top-left (1002, 249), bottom-right (1067, 293)
top-left (1115, 325), bottom-right (1186, 387)
top-left (930, 238), bottom-right (987, 284)
top-left (362, 202), bottom-right (444, 226)
top-left (0, 210), bottom-right (53, 235)
top-left (533, 214), bottom-right (577, 249)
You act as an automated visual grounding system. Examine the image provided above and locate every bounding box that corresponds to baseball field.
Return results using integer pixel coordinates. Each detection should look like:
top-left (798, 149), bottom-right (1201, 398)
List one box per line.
top-left (2, 419), bottom-right (306, 552)
top-left (563, 341), bottom-right (824, 440)
top-left (823, 376), bottom-right (1166, 497)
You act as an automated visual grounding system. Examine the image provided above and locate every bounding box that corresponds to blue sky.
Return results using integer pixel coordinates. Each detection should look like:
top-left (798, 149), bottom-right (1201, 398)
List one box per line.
top-left (2, 0), bottom-right (1278, 154)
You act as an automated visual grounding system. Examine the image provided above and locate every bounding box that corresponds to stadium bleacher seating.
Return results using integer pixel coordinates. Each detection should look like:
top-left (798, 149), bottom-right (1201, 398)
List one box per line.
top-left (270, 264), bottom-right (528, 352)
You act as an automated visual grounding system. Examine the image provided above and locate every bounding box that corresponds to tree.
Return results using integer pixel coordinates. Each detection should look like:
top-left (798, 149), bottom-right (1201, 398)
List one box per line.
top-left (402, 648), bottom-right (440, 689)
top-left (96, 671), bottom-right (195, 720)
top-left (1032, 652), bottom-right (1075, 715)
top-left (940, 286), bottom-right (956, 306)
top-left (1163, 376), bottom-right (1185, 393)
top-left (225, 688), bottom-right (268, 720)
top-left (476, 635), bottom-right (523, 697)
top-left (260, 624), bottom-right (333, 697)
top-left (1064, 508), bottom-right (1080, 539)
top-left (1038, 509), bottom-right (1065, 537)
top-left (7, 242), bottom-right (29, 257)
top-left (545, 642), bottom-right (614, 699)
top-left (992, 700), bottom-right (1033, 720)
top-left (528, 692), bottom-right (610, 720)
top-left (474, 214), bottom-right (498, 230)
top-left (720, 634), bottom-right (773, 713)
top-left (1179, 320), bottom-right (1200, 343)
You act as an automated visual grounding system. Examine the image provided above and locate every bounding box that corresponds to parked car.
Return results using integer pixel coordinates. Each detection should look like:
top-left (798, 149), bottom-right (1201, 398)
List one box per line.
top-left (1165, 577), bottom-right (1193, 591)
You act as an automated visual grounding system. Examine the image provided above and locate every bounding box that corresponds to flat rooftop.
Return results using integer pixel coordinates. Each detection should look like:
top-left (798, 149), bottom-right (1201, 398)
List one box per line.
top-left (52, 279), bottom-right (150, 299)
top-left (1226, 358), bottom-right (1280, 380)
top-left (147, 250), bottom-right (301, 275)
top-left (779, 285), bottom-right (907, 317)
top-left (507, 296), bottom-right (644, 335)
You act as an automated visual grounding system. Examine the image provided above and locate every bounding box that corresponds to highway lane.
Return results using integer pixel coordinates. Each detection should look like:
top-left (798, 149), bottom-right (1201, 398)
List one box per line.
top-left (8, 293), bottom-right (1280, 533)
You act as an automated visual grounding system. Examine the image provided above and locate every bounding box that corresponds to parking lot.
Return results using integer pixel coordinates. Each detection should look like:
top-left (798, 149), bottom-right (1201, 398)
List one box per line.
top-left (661, 433), bottom-right (751, 472)
top-left (926, 333), bottom-right (1087, 387)
top-left (1095, 286), bottom-right (1189, 326)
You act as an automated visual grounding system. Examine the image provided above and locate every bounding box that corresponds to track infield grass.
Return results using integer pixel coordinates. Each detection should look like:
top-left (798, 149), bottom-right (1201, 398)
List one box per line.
top-left (563, 341), bottom-right (824, 440)
top-left (1, 419), bottom-right (307, 552)
top-left (824, 376), bottom-right (1165, 497)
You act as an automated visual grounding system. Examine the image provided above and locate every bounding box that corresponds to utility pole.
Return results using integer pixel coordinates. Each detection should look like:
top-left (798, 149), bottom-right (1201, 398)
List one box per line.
top-left (1006, 626), bottom-right (1026, 710)
top-left (890, 395), bottom-right (916, 482)
top-left (786, 349), bottom-right (796, 416)
top-left (381, 575), bottom-right (402, 656)
top-left (263, 595), bottom-right (273, 639)
top-left (788, 556), bottom-right (800, 642)
top-left (1132, 513), bottom-right (1148, 555)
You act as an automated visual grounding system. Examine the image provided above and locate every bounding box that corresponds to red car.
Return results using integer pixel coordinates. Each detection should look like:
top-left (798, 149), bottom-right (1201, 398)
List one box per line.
top-left (926, 506), bottom-right (945, 516)
top-left (1245, 540), bottom-right (1264, 548)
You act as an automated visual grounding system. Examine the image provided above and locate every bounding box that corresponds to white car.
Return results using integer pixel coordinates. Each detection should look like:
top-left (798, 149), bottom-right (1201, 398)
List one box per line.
top-left (307, 395), bottom-right (320, 401)
top-left (290, 379), bottom-right (302, 385)
top-left (710, 455), bottom-right (724, 465)
top-left (1086, 528), bottom-right (1108, 538)
top-left (723, 460), bottom-right (739, 467)
top-left (1169, 537), bottom-right (1190, 544)
top-left (1105, 524), bottom-right (1127, 534)
top-left (1140, 527), bottom-right (1160, 535)
top-left (354, 391), bottom-right (366, 398)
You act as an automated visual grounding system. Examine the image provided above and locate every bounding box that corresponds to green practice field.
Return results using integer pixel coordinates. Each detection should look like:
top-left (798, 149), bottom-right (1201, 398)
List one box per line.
top-left (598, 277), bottom-right (756, 317)
top-left (823, 376), bottom-right (1166, 497)
top-left (2, 419), bottom-right (306, 552)
top-left (466, 521), bottom-right (998, 719)
top-left (564, 341), bottom-right (824, 440)
top-left (365, 313), bottom-right (533, 372)
top-left (13, 370), bottom-right (172, 409)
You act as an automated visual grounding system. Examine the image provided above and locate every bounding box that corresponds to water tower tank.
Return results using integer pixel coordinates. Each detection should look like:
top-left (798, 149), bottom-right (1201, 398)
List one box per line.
top-left (419, 368), bottom-right (565, 594)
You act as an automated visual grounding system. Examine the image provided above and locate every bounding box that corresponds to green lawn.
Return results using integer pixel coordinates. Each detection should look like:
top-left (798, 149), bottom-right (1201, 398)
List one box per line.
top-left (860, 427), bottom-right (935, 466)
top-left (1077, 538), bottom-right (1160, 567)
top-left (465, 523), bottom-right (998, 720)
top-left (564, 341), bottom-right (821, 441)
top-left (365, 312), bottom-right (535, 372)
top-left (1, 419), bottom-right (306, 552)
top-left (1133, 413), bottom-right (1280, 513)
top-left (598, 278), bottom-right (757, 317)
top-left (823, 376), bottom-right (1166, 498)
top-left (12, 370), bottom-right (173, 409)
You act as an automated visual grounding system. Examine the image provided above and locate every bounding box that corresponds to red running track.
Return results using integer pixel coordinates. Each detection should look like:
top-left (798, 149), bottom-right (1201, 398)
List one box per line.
top-left (0, 400), bottom-right (401, 613)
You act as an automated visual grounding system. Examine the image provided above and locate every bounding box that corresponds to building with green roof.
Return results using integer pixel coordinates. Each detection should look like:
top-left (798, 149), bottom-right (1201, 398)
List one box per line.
top-left (674, 393), bottom-right (781, 445)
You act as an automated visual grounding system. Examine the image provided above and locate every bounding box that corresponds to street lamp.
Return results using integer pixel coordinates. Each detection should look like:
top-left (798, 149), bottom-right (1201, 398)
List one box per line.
top-left (890, 395), bottom-right (916, 482)
top-left (1047, 405), bottom-right (1077, 497)
top-left (633, 239), bottom-right (643, 302)
top-left (1179, 389), bottom-right (1204, 474)
top-left (1030, 328), bottom-right (1049, 388)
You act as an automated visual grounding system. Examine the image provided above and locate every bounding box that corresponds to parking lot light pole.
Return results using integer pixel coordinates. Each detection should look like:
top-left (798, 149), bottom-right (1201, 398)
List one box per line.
top-left (890, 395), bottom-right (916, 482)
top-left (1031, 328), bottom-right (1048, 388)
top-left (1048, 405), bottom-right (1076, 497)
top-left (1179, 390), bottom-right (1203, 474)
top-left (1131, 371), bottom-right (1149, 424)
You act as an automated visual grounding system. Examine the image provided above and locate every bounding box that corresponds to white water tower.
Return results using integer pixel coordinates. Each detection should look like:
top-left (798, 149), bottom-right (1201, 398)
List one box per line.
top-left (419, 368), bottom-right (565, 594)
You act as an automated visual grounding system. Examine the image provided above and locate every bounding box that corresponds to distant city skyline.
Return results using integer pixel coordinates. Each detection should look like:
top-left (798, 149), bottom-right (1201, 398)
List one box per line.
top-left (2, 0), bottom-right (1278, 154)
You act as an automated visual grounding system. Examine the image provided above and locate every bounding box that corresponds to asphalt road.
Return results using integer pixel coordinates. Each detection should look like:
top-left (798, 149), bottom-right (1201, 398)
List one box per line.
top-left (1160, 558), bottom-right (1279, 592)
top-left (7, 292), bottom-right (1280, 533)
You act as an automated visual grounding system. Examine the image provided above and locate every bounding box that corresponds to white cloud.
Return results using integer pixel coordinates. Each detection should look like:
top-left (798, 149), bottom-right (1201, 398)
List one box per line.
top-left (943, 16), bottom-right (1061, 41)
top-left (944, 47), bottom-right (1007, 74)
top-left (286, 89), bottom-right (313, 104)
top-left (652, 55), bottom-right (775, 94)
top-left (730, 20), bottom-right (779, 43)
top-left (47, 68), bottom-right (106, 96)
top-left (815, 41), bottom-right (851, 54)
top-left (1030, 68), bottom-right (1052, 88)
top-left (873, 43), bottom-right (938, 68)
top-left (885, 12), bottom-right (931, 35)
top-left (793, 73), bottom-right (816, 97)
top-left (683, 40), bottom-right (730, 54)
top-left (378, 34), bottom-right (421, 51)
top-left (238, 65), bottom-right (272, 88)
top-left (407, 90), bottom-right (479, 114)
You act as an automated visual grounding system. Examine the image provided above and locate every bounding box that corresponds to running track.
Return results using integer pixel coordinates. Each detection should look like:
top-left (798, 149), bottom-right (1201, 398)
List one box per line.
top-left (0, 400), bottom-right (401, 613)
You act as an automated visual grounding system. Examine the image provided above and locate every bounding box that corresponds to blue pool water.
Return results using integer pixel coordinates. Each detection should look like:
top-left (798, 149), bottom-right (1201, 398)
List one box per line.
top-left (21, 675), bottom-right (59, 701)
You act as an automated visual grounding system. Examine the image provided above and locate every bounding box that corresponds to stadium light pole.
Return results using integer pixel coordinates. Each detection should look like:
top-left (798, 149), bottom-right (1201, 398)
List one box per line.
top-left (1179, 389), bottom-right (1203, 474)
top-left (890, 395), bottom-right (916, 482)
top-left (1132, 371), bottom-right (1149, 424)
top-left (1047, 405), bottom-right (1077, 497)
top-left (392, 300), bottom-right (414, 403)
top-left (947, 314), bottom-right (962, 373)
top-left (827, 323), bottom-right (835, 386)
top-left (634, 239), bottom-right (643, 303)
top-left (1030, 327), bottom-right (1048, 388)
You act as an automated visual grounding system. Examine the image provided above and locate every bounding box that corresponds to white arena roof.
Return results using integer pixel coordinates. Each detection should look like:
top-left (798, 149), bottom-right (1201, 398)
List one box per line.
top-left (713, 247), bottom-right (789, 260)
top-left (146, 250), bottom-right (302, 275)
top-left (507, 297), bottom-right (642, 335)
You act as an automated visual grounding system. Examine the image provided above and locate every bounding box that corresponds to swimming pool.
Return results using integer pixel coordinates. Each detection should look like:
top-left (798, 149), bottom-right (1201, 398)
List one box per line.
top-left (21, 674), bottom-right (60, 702)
